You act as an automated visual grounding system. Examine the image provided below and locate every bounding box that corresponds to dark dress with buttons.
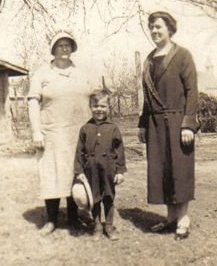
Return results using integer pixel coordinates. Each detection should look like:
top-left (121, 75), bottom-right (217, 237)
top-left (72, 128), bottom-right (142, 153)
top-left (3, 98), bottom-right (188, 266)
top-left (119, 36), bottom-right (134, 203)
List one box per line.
top-left (74, 118), bottom-right (126, 203)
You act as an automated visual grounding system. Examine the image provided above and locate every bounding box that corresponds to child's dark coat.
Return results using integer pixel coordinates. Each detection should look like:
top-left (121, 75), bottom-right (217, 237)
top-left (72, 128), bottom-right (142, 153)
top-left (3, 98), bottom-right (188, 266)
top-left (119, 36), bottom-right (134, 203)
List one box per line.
top-left (74, 118), bottom-right (126, 203)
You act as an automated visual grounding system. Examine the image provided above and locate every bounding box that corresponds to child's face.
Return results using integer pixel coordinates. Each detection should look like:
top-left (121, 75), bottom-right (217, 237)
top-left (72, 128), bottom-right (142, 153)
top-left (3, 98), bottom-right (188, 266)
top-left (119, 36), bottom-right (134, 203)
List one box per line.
top-left (90, 96), bottom-right (109, 121)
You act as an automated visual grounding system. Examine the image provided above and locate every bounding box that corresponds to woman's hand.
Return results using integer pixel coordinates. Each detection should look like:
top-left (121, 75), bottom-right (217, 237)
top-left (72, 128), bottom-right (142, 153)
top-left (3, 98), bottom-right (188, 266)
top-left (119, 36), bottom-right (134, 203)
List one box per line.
top-left (29, 99), bottom-right (44, 149)
top-left (114, 174), bottom-right (125, 185)
top-left (33, 131), bottom-right (45, 149)
top-left (138, 128), bottom-right (146, 143)
top-left (181, 129), bottom-right (194, 146)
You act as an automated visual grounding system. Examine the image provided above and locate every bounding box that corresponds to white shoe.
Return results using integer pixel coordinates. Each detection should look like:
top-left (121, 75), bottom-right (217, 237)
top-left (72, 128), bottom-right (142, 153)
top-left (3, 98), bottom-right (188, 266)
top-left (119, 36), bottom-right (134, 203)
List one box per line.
top-left (40, 222), bottom-right (55, 236)
top-left (175, 226), bottom-right (190, 240)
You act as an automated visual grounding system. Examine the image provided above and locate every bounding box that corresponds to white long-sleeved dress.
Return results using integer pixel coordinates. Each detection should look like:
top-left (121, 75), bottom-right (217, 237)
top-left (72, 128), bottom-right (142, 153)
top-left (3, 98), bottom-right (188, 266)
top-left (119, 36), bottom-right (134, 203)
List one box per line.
top-left (28, 63), bottom-right (90, 199)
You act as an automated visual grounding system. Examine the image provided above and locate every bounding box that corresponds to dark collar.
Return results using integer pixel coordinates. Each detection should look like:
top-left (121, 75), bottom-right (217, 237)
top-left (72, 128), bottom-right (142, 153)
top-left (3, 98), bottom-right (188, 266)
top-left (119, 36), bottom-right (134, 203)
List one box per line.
top-left (143, 42), bottom-right (179, 85)
top-left (87, 117), bottom-right (112, 126)
top-left (50, 60), bottom-right (75, 68)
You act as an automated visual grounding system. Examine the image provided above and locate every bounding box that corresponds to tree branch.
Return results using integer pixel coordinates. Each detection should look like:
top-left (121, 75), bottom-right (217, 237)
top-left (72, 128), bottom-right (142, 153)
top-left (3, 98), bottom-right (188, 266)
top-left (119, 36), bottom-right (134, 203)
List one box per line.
top-left (177, 0), bottom-right (217, 19)
top-left (0, 0), bottom-right (5, 12)
top-left (136, 0), bottom-right (153, 45)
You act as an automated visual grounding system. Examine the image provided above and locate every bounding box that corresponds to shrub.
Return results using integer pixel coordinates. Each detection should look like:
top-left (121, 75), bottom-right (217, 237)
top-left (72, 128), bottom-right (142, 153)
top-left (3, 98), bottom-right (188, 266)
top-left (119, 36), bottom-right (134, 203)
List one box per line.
top-left (198, 92), bottom-right (217, 133)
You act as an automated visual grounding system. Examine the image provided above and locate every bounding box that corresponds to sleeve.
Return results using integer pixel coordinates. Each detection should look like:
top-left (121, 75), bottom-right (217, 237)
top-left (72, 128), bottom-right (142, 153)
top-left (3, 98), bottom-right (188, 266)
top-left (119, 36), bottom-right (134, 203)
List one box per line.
top-left (74, 126), bottom-right (86, 175)
top-left (138, 60), bottom-right (150, 129)
top-left (180, 49), bottom-right (200, 132)
top-left (138, 87), bottom-right (150, 128)
top-left (27, 68), bottom-right (43, 102)
top-left (113, 126), bottom-right (127, 174)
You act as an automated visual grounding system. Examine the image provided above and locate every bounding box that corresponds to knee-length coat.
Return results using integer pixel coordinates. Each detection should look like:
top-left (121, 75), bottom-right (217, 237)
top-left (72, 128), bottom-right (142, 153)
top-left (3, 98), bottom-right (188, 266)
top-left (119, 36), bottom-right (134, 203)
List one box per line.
top-left (138, 43), bottom-right (199, 204)
top-left (74, 118), bottom-right (127, 203)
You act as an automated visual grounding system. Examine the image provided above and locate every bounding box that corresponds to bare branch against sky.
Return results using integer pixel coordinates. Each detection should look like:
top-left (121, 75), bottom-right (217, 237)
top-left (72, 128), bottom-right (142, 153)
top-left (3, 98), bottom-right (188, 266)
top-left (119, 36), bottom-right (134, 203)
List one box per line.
top-left (177, 0), bottom-right (217, 19)
top-left (0, 0), bottom-right (217, 77)
top-left (0, 0), bottom-right (5, 12)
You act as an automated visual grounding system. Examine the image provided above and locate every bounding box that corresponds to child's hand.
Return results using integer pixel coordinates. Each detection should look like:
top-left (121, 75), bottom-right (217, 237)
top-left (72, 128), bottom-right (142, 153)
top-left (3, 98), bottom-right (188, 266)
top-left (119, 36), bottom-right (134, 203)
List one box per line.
top-left (114, 174), bottom-right (125, 185)
top-left (76, 173), bottom-right (87, 183)
top-left (138, 128), bottom-right (146, 143)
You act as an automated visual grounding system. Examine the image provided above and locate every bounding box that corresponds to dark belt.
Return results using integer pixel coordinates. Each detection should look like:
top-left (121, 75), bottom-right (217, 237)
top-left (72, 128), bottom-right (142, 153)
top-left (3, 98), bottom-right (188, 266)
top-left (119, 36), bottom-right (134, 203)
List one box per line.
top-left (85, 152), bottom-right (107, 157)
top-left (150, 109), bottom-right (183, 115)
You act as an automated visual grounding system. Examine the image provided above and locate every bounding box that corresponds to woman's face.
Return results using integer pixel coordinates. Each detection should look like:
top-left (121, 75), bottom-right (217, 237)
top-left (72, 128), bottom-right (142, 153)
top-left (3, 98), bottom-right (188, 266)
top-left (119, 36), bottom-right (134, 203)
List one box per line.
top-left (149, 18), bottom-right (171, 47)
top-left (53, 38), bottom-right (73, 59)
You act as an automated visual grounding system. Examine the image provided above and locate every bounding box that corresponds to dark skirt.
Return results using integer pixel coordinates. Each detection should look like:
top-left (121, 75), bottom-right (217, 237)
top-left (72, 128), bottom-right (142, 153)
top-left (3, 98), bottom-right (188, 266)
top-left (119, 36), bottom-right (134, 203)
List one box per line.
top-left (146, 112), bottom-right (195, 204)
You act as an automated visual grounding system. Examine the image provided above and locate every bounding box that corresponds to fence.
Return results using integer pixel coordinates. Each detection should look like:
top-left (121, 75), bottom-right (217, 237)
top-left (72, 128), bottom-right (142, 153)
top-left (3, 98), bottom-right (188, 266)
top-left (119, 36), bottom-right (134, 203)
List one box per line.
top-left (9, 96), bottom-right (31, 139)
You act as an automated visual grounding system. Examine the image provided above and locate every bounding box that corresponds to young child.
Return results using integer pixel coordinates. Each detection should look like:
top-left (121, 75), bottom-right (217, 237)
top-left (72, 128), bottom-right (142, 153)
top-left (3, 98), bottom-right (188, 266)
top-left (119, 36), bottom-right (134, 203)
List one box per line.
top-left (74, 89), bottom-right (127, 240)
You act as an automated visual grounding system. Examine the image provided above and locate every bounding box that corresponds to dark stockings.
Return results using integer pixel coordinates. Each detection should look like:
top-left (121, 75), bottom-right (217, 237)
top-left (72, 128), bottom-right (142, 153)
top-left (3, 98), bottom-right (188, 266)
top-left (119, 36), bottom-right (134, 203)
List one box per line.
top-left (45, 198), bottom-right (60, 225)
top-left (92, 201), bottom-right (101, 223)
top-left (45, 197), bottom-right (78, 226)
top-left (92, 197), bottom-right (114, 225)
top-left (66, 196), bottom-right (78, 223)
top-left (103, 196), bottom-right (114, 226)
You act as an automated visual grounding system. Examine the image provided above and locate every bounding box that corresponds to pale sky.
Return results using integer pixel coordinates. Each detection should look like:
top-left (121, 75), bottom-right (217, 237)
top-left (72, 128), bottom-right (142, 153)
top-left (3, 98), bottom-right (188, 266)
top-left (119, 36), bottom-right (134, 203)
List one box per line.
top-left (76, 0), bottom-right (217, 83)
top-left (0, 0), bottom-right (217, 84)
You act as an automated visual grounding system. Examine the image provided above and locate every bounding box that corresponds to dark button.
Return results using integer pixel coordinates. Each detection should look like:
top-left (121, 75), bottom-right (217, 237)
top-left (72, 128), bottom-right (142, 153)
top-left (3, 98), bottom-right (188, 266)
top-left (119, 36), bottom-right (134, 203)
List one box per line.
top-left (90, 153), bottom-right (95, 157)
top-left (102, 153), bottom-right (107, 157)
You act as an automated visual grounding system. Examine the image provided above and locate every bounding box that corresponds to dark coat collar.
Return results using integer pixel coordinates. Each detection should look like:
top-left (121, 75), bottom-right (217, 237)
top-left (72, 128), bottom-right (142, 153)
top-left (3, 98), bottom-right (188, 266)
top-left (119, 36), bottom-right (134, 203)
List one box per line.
top-left (143, 42), bottom-right (179, 86)
top-left (87, 117), bottom-right (112, 125)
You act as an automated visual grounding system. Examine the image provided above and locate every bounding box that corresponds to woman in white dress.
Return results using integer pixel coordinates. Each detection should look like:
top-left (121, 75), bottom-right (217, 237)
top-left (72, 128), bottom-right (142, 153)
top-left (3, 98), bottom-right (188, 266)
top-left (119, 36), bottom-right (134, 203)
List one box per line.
top-left (28, 31), bottom-right (90, 235)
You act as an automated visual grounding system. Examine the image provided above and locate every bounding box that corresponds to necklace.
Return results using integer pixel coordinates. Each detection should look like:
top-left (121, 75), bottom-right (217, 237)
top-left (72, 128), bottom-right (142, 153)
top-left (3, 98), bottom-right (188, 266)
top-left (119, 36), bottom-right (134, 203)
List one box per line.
top-left (57, 70), bottom-right (71, 78)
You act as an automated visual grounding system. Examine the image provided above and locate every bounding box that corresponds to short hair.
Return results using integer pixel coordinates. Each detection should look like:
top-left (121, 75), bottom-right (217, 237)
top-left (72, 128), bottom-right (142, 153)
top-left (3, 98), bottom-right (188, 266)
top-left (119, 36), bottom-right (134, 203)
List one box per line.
top-left (89, 89), bottom-right (111, 107)
top-left (148, 11), bottom-right (177, 36)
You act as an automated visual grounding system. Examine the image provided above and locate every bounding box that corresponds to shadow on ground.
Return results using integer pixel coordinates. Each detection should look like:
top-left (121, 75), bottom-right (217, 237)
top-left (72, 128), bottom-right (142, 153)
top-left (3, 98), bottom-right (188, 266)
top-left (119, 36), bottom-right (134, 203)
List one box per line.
top-left (23, 207), bottom-right (69, 230)
top-left (118, 207), bottom-right (173, 234)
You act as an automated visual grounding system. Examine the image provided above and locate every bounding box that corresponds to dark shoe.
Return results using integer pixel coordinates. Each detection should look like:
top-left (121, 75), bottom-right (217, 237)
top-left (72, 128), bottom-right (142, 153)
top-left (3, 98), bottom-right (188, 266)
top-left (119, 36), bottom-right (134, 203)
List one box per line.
top-left (150, 221), bottom-right (177, 233)
top-left (40, 222), bottom-right (55, 236)
top-left (175, 227), bottom-right (190, 241)
top-left (78, 209), bottom-right (93, 225)
top-left (103, 225), bottom-right (119, 241)
top-left (69, 218), bottom-right (84, 236)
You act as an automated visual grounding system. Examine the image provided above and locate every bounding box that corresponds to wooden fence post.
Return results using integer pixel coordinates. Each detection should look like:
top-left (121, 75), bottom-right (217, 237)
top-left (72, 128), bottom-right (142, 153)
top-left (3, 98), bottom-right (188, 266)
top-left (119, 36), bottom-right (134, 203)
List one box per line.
top-left (135, 51), bottom-right (146, 155)
top-left (0, 73), bottom-right (13, 143)
top-left (134, 51), bottom-right (143, 114)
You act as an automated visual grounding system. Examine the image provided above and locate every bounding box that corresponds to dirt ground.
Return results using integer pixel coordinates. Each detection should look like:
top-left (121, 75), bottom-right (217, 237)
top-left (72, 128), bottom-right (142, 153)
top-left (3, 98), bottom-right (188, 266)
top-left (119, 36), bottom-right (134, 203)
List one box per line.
top-left (0, 129), bottom-right (217, 266)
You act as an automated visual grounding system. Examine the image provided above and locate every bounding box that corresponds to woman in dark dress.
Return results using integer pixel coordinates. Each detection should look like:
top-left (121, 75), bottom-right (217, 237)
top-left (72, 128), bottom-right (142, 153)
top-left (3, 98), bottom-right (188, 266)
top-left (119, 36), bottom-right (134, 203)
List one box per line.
top-left (138, 11), bottom-right (199, 240)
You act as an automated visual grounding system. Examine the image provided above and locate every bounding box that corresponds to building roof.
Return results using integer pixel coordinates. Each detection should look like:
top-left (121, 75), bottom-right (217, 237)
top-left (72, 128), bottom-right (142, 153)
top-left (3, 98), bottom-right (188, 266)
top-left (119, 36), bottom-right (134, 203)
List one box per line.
top-left (0, 59), bottom-right (28, 76)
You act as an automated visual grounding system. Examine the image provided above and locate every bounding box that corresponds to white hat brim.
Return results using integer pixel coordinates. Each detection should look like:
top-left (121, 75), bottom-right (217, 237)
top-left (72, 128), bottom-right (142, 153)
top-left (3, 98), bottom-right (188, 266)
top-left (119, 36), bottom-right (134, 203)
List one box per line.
top-left (50, 31), bottom-right (77, 55)
top-left (72, 178), bottom-right (93, 210)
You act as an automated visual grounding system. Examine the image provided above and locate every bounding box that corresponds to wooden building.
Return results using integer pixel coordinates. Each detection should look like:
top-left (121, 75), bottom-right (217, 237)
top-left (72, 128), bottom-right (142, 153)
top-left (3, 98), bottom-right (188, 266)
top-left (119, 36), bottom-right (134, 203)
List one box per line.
top-left (0, 59), bottom-right (28, 142)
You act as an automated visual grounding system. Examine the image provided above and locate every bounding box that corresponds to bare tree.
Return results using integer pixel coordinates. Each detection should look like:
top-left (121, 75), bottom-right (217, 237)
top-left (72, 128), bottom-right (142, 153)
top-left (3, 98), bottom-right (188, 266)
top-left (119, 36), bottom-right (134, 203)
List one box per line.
top-left (0, 0), bottom-right (5, 12)
top-left (104, 54), bottom-right (138, 117)
top-left (177, 0), bottom-right (217, 19)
